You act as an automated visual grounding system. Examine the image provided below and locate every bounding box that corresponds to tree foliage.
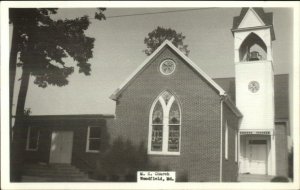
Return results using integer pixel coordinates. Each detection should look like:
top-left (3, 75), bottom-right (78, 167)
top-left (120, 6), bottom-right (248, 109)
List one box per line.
top-left (10, 8), bottom-right (106, 88)
top-left (143, 26), bottom-right (190, 56)
top-left (96, 137), bottom-right (160, 181)
top-left (95, 137), bottom-right (189, 182)
top-left (9, 8), bottom-right (106, 118)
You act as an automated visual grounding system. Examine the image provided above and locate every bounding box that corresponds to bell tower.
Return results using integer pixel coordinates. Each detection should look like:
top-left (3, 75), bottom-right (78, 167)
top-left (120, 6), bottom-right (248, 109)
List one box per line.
top-left (232, 8), bottom-right (276, 175)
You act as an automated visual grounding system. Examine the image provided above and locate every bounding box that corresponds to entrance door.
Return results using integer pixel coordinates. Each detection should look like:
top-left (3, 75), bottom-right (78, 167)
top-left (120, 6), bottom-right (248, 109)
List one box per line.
top-left (247, 139), bottom-right (267, 174)
top-left (49, 131), bottom-right (74, 164)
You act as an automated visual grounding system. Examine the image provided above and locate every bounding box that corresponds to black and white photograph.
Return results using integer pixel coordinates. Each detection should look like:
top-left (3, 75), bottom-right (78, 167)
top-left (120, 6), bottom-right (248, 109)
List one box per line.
top-left (1, 1), bottom-right (299, 189)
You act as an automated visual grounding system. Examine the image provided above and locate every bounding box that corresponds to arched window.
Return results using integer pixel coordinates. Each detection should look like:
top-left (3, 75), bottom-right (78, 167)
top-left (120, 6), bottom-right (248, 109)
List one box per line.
top-left (239, 32), bottom-right (267, 62)
top-left (148, 91), bottom-right (181, 155)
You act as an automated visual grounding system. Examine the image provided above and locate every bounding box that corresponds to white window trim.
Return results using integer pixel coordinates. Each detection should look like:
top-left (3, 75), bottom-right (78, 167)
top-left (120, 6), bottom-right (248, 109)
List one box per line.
top-left (26, 126), bottom-right (40, 151)
top-left (225, 122), bottom-right (229, 160)
top-left (159, 59), bottom-right (176, 75)
top-left (86, 126), bottom-right (101, 153)
top-left (148, 92), bottom-right (181, 155)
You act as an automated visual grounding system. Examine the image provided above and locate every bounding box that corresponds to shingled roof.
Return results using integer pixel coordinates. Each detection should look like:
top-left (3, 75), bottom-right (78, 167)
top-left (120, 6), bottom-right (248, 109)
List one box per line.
top-left (213, 74), bottom-right (289, 120)
top-left (231, 8), bottom-right (275, 40)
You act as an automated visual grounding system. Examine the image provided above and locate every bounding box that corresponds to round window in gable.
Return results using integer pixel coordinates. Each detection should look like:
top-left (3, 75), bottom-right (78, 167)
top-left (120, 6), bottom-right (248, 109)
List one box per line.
top-left (160, 59), bottom-right (176, 75)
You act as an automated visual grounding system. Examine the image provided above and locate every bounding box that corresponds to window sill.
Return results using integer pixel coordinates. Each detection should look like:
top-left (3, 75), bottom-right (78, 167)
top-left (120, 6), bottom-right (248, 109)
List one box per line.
top-left (26, 149), bottom-right (38, 151)
top-left (148, 151), bottom-right (180, 156)
top-left (86, 150), bottom-right (100, 153)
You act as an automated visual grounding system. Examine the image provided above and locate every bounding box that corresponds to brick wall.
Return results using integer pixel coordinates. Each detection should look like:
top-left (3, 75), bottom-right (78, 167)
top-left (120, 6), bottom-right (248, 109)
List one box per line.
top-left (112, 46), bottom-right (230, 182)
top-left (275, 122), bottom-right (288, 176)
top-left (222, 103), bottom-right (239, 182)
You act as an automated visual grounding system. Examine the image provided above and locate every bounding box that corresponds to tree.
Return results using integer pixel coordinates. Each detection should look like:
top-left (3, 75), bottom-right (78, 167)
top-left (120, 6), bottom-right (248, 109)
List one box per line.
top-left (143, 26), bottom-right (190, 56)
top-left (9, 8), bottom-right (106, 181)
top-left (9, 8), bottom-right (106, 118)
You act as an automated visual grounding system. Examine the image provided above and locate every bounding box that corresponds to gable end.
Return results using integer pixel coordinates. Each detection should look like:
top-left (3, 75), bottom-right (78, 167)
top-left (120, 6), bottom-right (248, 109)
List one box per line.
top-left (110, 40), bottom-right (226, 101)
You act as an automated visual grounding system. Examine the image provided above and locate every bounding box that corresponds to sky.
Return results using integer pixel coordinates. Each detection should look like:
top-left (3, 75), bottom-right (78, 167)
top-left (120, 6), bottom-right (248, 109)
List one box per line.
top-left (11, 7), bottom-right (293, 115)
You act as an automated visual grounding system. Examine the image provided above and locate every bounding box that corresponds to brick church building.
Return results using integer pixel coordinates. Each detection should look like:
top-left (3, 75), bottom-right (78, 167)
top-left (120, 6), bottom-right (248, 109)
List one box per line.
top-left (18, 8), bottom-right (289, 182)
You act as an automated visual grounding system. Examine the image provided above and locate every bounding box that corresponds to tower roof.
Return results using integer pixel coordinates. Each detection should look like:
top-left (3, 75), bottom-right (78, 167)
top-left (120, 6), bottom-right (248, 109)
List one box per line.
top-left (232, 8), bottom-right (275, 40)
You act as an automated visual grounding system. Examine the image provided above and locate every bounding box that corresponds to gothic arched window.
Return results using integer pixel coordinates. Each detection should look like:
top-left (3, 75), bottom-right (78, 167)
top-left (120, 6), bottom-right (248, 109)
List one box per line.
top-left (239, 32), bottom-right (267, 62)
top-left (148, 91), bottom-right (181, 155)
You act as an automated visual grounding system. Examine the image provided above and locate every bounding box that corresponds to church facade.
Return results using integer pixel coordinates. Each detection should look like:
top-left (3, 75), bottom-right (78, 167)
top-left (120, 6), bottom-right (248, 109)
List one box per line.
top-left (18, 8), bottom-right (289, 182)
top-left (109, 40), bottom-right (241, 182)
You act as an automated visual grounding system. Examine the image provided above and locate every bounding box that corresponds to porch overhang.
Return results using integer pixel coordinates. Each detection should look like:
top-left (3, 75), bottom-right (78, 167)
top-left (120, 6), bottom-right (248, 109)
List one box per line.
top-left (239, 129), bottom-right (274, 136)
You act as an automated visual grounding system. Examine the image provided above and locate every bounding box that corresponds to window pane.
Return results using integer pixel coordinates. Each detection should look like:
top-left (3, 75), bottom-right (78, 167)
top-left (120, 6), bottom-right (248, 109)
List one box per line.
top-left (168, 125), bottom-right (180, 152)
top-left (89, 139), bottom-right (101, 151)
top-left (90, 127), bottom-right (101, 138)
top-left (29, 137), bottom-right (38, 149)
top-left (151, 125), bottom-right (163, 151)
top-left (28, 127), bottom-right (39, 150)
top-left (152, 101), bottom-right (163, 124)
top-left (169, 101), bottom-right (180, 124)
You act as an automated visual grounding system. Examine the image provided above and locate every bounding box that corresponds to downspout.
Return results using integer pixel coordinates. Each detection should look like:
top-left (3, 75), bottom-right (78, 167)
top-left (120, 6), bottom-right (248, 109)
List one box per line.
top-left (219, 95), bottom-right (225, 182)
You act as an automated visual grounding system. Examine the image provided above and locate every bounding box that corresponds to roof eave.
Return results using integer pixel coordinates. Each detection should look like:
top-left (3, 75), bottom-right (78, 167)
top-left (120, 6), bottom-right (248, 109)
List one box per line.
top-left (231, 25), bottom-right (275, 40)
top-left (109, 88), bottom-right (120, 101)
top-left (231, 25), bottom-right (272, 32)
top-left (109, 40), bottom-right (172, 101)
top-left (164, 41), bottom-right (226, 96)
top-left (14, 114), bottom-right (116, 120)
top-left (224, 97), bottom-right (243, 118)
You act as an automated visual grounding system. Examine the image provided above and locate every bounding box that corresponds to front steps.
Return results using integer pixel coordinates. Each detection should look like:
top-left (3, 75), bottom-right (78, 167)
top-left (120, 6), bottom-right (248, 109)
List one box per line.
top-left (22, 163), bottom-right (97, 182)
